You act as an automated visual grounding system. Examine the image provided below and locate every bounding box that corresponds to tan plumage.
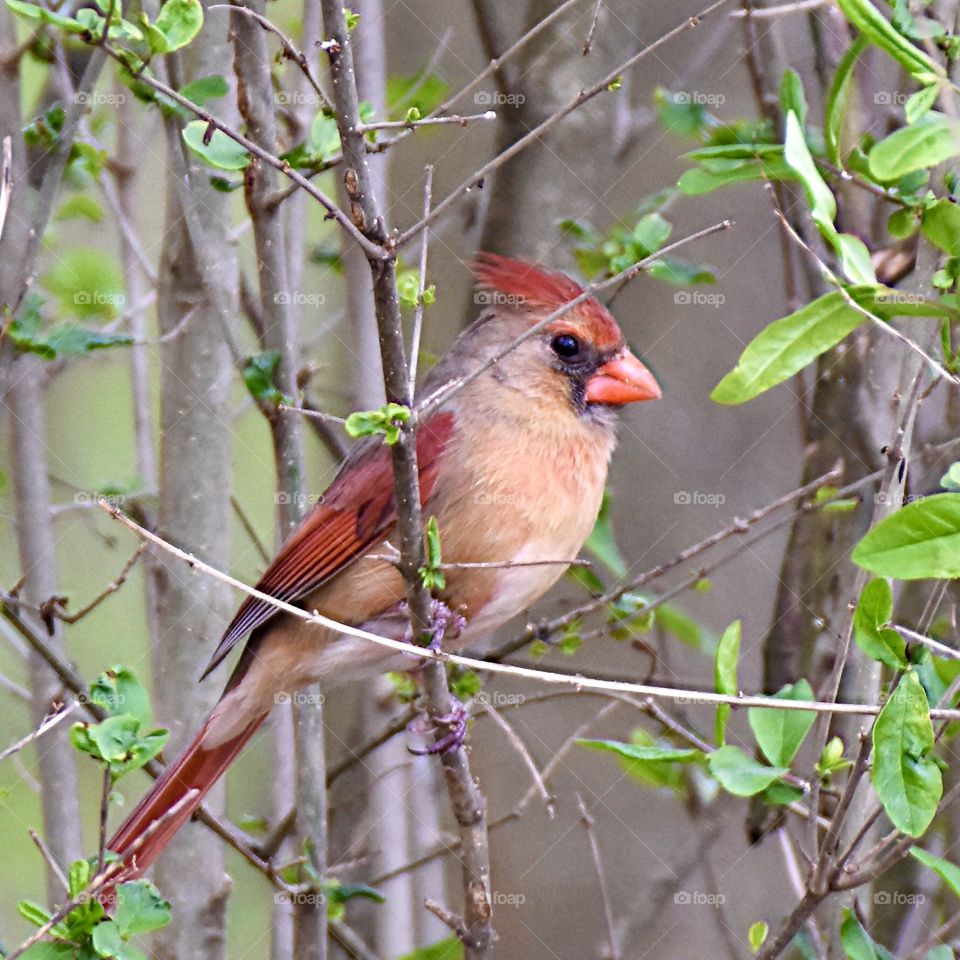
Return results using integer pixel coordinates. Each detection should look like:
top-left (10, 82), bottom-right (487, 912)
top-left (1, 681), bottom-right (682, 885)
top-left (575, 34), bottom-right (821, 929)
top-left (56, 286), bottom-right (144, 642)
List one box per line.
top-left (104, 254), bottom-right (661, 884)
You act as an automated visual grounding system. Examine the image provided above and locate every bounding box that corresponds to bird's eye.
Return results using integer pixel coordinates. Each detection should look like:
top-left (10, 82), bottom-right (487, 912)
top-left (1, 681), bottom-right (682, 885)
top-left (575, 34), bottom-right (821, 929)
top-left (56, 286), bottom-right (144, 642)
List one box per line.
top-left (551, 334), bottom-right (582, 359)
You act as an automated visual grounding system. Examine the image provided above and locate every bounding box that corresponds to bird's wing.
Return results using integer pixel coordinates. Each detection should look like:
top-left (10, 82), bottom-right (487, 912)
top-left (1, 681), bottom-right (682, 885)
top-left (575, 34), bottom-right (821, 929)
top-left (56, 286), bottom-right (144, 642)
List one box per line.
top-left (199, 411), bottom-right (456, 679)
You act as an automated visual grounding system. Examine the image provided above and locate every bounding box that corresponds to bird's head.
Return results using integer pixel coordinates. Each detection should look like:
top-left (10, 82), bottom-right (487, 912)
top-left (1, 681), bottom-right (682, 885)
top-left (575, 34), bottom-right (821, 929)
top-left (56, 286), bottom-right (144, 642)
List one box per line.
top-left (466, 253), bottom-right (661, 427)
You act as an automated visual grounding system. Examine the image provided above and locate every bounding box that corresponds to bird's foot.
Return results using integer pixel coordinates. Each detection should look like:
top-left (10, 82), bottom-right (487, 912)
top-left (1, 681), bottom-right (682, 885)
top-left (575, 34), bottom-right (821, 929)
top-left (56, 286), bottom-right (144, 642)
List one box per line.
top-left (408, 699), bottom-right (469, 755)
top-left (401, 598), bottom-right (466, 658)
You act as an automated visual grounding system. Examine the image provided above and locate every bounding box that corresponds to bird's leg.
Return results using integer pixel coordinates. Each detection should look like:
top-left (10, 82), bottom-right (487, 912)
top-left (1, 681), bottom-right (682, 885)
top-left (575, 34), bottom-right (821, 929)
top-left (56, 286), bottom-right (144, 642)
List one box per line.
top-left (400, 597), bottom-right (466, 657)
top-left (405, 598), bottom-right (469, 753)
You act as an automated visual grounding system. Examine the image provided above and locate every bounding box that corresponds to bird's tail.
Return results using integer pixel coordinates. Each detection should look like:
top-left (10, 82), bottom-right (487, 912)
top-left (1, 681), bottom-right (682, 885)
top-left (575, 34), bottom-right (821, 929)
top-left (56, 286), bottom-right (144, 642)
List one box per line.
top-left (105, 712), bottom-right (266, 887)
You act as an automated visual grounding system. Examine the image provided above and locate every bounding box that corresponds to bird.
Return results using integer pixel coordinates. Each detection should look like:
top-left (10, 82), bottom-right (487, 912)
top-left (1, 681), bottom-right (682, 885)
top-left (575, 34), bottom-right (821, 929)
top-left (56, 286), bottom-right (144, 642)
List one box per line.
top-left (104, 252), bottom-right (661, 883)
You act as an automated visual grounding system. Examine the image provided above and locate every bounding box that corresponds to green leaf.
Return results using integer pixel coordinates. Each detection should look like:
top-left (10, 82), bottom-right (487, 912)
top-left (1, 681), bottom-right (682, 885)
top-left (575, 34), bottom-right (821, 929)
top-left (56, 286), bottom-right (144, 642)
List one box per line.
top-left (852, 493), bottom-right (960, 579)
top-left (114, 880), bottom-right (171, 936)
top-left (243, 350), bottom-right (290, 406)
top-left (941, 462), bottom-right (960, 491)
top-left (836, 233), bottom-right (877, 285)
top-left (419, 515), bottom-right (445, 592)
top-left (18, 900), bottom-right (52, 927)
top-left (869, 115), bottom-right (960, 182)
top-left (149, 0), bottom-right (203, 53)
top-left (905, 85), bottom-right (939, 124)
top-left (4, 0), bottom-right (85, 32)
top-left (872, 671), bottom-right (942, 837)
top-left (711, 292), bottom-right (864, 404)
top-left (646, 256), bottom-right (716, 286)
top-left (387, 72), bottom-right (449, 120)
top-left (922, 198), bottom-right (960, 255)
top-left (55, 194), bottom-right (104, 223)
top-left (911, 847), bottom-right (960, 898)
top-left (579, 729), bottom-right (690, 792)
top-left (89, 667), bottom-right (152, 726)
top-left (715, 620), bottom-right (740, 745)
top-left (708, 745), bottom-right (788, 797)
top-left (42, 247), bottom-right (124, 320)
top-left (309, 114), bottom-right (341, 161)
top-left (840, 908), bottom-right (895, 960)
top-left (398, 938), bottom-right (465, 960)
top-left (784, 110), bottom-right (836, 227)
top-left (783, 111), bottom-right (875, 283)
top-left (853, 579), bottom-right (908, 668)
top-left (677, 156), bottom-right (796, 195)
top-left (92, 918), bottom-right (147, 960)
top-left (632, 212), bottom-right (672, 254)
top-left (182, 120), bottom-right (250, 170)
top-left (749, 920), bottom-right (769, 953)
top-left (343, 403), bottom-right (411, 445)
top-left (179, 75), bottom-right (229, 106)
top-left (780, 69), bottom-right (807, 129)
top-left (69, 858), bottom-right (92, 899)
top-left (748, 679), bottom-right (816, 767)
top-left (578, 739), bottom-right (702, 763)
top-left (835, 0), bottom-right (942, 80)
top-left (825, 36), bottom-right (867, 166)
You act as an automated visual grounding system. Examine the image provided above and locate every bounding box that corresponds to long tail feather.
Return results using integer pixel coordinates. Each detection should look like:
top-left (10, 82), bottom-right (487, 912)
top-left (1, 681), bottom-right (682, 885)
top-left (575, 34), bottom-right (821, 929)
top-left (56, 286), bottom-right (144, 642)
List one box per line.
top-left (106, 713), bottom-right (266, 884)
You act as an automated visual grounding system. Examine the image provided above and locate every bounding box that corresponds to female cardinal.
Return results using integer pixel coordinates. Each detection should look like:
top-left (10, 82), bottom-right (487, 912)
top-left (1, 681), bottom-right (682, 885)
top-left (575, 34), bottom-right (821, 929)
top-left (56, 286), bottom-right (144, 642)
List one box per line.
top-left (106, 253), bottom-right (660, 879)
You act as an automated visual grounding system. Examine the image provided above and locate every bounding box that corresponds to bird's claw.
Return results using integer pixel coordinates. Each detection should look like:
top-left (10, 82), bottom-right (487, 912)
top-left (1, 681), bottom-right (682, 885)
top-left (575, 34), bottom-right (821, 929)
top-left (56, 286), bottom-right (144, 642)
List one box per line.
top-left (408, 699), bottom-right (469, 755)
top-left (401, 598), bottom-right (466, 657)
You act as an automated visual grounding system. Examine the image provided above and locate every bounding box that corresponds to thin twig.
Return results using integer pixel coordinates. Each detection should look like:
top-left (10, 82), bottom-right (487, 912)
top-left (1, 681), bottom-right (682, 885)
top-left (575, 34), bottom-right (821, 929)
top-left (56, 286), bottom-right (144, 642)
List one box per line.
top-left (408, 165), bottom-right (434, 395)
top-left (576, 794), bottom-right (621, 960)
top-left (582, 0), bottom-right (603, 55)
top-left (0, 703), bottom-right (77, 763)
top-left (483, 703), bottom-right (553, 814)
top-left (0, 135), bottom-right (12, 243)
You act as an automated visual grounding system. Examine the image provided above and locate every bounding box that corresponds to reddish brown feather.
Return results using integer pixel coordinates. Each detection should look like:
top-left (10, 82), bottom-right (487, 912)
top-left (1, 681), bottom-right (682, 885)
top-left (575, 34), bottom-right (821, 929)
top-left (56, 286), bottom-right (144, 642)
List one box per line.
top-left (200, 411), bottom-right (456, 679)
top-left (104, 714), bottom-right (265, 890)
top-left (473, 252), bottom-right (623, 352)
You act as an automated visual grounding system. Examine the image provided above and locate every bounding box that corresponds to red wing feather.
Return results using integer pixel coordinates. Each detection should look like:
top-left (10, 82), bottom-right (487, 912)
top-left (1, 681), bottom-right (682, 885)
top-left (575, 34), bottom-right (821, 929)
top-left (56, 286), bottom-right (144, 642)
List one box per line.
top-left (199, 411), bottom-right (455, 680)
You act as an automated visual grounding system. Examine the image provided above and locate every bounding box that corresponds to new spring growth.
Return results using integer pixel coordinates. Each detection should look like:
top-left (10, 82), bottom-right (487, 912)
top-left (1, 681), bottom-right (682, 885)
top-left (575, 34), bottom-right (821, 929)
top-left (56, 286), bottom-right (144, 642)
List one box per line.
top-left (344, 402), bottom-right (411, 445)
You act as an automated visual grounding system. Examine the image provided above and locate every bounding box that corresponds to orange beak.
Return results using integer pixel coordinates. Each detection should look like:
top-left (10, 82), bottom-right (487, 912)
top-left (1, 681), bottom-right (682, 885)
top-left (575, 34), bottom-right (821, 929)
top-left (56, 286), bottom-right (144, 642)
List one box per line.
top-left (585, 348), bottom-right (661, 405)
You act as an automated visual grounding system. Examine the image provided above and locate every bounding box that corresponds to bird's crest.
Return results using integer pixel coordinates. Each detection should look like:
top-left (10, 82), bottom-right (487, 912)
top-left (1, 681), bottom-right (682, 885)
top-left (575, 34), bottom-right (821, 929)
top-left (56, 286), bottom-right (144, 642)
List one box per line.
top-left (472, 253), bottom-right (622, 352)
